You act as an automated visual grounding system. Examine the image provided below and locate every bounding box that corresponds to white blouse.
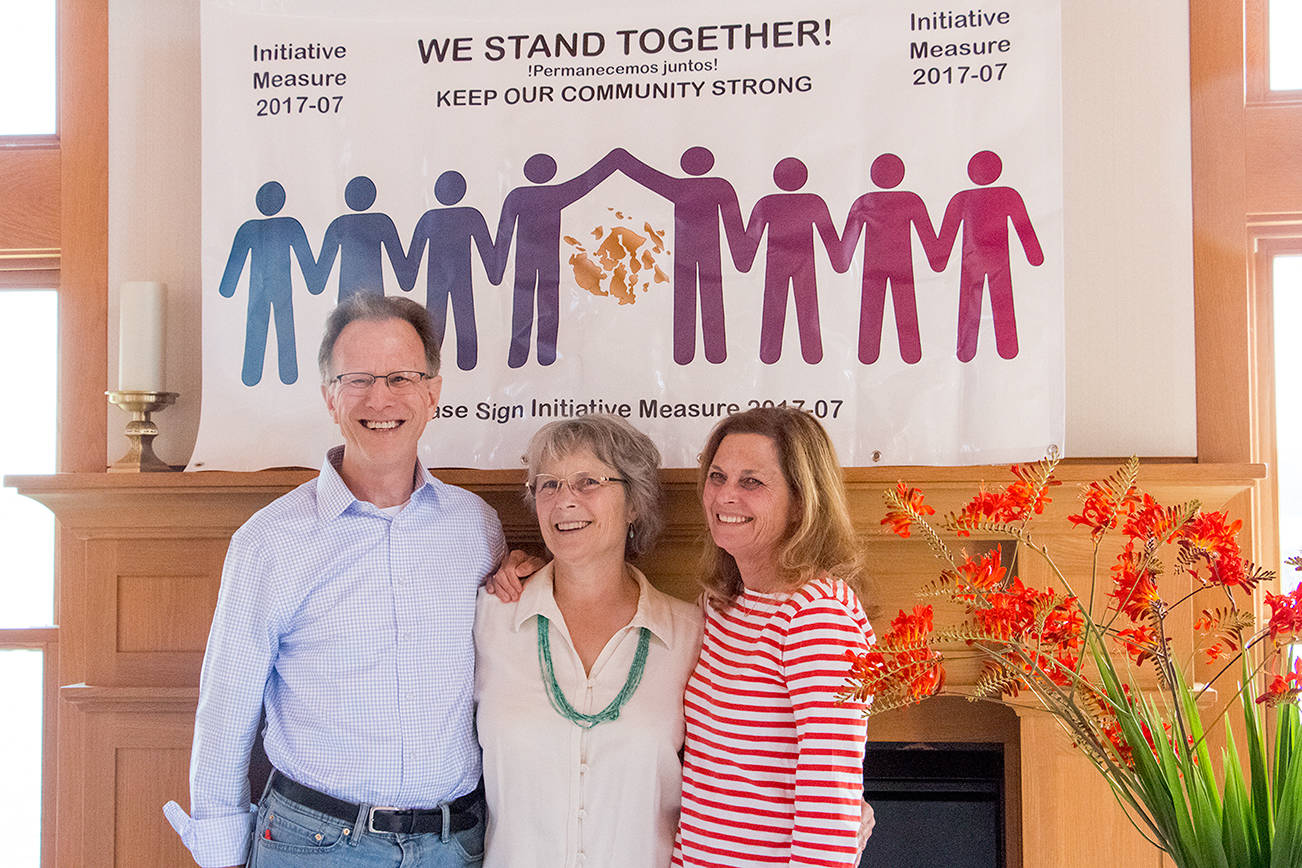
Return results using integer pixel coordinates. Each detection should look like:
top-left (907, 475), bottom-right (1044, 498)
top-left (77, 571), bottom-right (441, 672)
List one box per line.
top-left (474, 563), bottom-right (703, 868)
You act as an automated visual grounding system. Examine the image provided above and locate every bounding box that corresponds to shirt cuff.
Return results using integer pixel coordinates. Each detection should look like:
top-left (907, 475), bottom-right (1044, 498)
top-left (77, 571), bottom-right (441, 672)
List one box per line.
top-left (163, 800), bottom-right (257, 868)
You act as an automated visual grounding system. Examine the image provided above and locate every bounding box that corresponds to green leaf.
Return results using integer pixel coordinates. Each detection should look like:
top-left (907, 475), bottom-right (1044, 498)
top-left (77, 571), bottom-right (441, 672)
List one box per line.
top-left (1270, 703), bottom-right (1302, 868)
top-left (1221, 723), bottom-right (1259, 868)
top-left (1243, 664), bottom-right (1275, 856)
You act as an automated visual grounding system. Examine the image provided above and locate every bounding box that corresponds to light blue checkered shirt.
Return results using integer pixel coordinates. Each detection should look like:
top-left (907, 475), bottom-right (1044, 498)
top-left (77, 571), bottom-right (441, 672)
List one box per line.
top-left (164, 447), bottom-right (506, 868)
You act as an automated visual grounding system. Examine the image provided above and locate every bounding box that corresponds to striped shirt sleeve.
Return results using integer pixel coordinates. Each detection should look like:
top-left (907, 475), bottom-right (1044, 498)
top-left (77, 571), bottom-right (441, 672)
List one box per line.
top-left (778, 588), bottom-right (872, 868)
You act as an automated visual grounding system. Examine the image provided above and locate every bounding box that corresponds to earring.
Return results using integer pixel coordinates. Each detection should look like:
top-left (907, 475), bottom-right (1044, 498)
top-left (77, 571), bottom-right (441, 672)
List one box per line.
top-left (627, 523), bottom-right (635, 541)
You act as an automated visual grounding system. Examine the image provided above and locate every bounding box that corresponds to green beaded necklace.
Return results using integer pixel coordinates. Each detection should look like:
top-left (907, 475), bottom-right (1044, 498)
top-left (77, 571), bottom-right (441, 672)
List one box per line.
top-left (536, 614), bottom-right (651, 729)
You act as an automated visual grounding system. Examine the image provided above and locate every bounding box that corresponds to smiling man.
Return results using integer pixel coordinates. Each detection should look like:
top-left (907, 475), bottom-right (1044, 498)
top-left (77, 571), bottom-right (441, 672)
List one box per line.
top-left (165, 294), bottom-right (506, 868)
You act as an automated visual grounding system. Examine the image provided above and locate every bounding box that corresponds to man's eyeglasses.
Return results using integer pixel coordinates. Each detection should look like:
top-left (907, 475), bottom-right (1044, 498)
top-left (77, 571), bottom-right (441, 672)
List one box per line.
top-left (331, 371), bottom-right (433, 392)
top-left (526, 472), bottom-right (627, 499)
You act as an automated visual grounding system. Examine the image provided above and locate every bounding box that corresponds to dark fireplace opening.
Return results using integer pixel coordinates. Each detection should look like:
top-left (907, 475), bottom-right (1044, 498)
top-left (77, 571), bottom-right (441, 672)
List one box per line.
top-left (859, 741), bottom-right (1005, 868)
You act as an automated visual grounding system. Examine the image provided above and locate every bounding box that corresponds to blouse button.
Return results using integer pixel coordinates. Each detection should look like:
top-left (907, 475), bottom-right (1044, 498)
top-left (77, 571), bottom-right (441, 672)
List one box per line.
top-left (577, 809), bottom-right (587, 820)
top-left (579, 763), bottom-right (590, 775)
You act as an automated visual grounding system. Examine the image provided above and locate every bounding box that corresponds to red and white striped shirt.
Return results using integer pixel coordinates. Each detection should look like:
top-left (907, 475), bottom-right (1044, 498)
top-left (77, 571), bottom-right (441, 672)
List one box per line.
top-left (672, 577), bottom-right (874, 868)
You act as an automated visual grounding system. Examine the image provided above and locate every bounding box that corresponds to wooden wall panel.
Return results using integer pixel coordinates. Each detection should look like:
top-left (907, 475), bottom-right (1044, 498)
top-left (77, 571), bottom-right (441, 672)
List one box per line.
top-left (65, 689), bottom-right (197, 868)
top-left (1190, 0), bottom-right (1254, 464)
top-left (0, 146), bottom-right (60, 251)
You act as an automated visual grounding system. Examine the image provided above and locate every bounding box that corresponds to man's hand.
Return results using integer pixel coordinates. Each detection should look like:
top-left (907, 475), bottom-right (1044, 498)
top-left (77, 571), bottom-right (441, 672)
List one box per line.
top-left (484, 549), bottom-right (545, 602)
top-left (857, 798), bottom-right (876, 856)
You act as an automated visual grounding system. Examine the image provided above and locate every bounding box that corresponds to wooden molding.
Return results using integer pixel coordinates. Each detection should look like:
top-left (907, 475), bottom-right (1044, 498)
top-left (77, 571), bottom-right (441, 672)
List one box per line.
top-left (57, 0), bottom-right (108, 473)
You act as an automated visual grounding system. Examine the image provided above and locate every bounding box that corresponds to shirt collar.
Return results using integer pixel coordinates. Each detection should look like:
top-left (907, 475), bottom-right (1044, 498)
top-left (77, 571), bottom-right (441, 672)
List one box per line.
top-left (316, 445), bottom-right (440, 520)
top-left (511, 561), bottom-right (678, 647)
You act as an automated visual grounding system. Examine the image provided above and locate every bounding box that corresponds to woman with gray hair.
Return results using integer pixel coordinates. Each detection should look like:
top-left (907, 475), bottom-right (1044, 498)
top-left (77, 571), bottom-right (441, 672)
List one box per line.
top-left (473, 415), bottom-right (703, 868)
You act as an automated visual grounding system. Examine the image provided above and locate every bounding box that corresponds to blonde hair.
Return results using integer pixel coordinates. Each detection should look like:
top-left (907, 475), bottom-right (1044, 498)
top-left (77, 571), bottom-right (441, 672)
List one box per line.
top-left (697, 407), bottom-right (866, 607)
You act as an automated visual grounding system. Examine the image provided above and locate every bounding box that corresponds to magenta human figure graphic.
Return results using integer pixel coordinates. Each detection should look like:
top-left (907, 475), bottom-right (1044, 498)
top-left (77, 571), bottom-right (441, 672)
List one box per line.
top-left (493, 152), bottom-right (622, 368)
top-left (933, 150), bottom-right (1044, 362)
top-left (837, 154), bottom-right (942, 365)
top-left (739, 157), bottom-right (846, 364)
top-left (606, 146), bottom-right (750, 364)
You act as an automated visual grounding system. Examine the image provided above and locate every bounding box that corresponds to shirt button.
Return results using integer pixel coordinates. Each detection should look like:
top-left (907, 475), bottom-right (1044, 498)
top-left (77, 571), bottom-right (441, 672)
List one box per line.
top-left (576, 854), bottom-right (586, 864)
top-left (579, 763), bottom-right (589, 775)
top-left (577, 809), bottom-right (587, 820)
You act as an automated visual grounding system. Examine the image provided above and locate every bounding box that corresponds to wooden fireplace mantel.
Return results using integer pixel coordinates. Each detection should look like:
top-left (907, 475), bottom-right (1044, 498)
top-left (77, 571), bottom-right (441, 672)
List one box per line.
top-left (9, 461), bottom-right (1263, 867)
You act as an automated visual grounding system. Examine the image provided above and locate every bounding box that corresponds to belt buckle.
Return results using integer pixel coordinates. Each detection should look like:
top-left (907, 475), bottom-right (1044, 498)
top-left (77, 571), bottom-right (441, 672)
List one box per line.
top-left (367, 806), bottom-right (399, 834)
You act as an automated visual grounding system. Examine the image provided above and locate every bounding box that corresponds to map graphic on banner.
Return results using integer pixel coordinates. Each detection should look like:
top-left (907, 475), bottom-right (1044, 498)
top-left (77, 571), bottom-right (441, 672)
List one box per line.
top-left (193, 0), bottom-right (1064, 471)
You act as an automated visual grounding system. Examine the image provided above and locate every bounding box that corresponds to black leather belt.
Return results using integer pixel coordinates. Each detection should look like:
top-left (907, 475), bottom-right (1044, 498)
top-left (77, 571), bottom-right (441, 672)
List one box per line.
top-left (269, 770), bottom-right (480, 835)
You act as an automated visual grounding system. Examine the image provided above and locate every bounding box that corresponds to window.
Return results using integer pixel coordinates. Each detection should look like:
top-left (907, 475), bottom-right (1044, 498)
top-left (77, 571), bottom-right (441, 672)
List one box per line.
top-left (0, 1), bottom-right (57, 135)
top-left (0, 290), bottom-right (57, 868)
top-left (1270, 0), bottom-right (1302, 91)
top-left (1273, 256), bottom-right (1302, 593)
top-left (0, 3), bottom-right (60, 864)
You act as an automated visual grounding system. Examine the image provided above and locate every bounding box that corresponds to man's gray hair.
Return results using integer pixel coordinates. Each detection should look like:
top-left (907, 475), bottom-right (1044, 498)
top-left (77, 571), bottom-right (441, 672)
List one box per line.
top-left (318, 294), bottom-right (441, 382)
top-left (523, 415), bottom-right (665, 560)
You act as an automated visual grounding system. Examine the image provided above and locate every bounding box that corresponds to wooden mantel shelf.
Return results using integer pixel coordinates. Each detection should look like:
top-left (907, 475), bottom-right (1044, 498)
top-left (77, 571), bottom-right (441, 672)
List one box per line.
top-left (5, 459), bottom-right (1268, 491)
top-left (7, 460), bottom-right (1267, 530)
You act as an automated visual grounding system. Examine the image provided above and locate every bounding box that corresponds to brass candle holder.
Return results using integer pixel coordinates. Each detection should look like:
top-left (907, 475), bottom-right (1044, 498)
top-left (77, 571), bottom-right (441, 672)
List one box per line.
top-left (106, 390), bottom-right (179, 472)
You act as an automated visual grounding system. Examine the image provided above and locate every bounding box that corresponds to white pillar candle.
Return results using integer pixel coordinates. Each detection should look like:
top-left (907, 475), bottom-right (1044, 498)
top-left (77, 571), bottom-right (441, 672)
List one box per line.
top-left (118, 281), bottom-right (166, 392)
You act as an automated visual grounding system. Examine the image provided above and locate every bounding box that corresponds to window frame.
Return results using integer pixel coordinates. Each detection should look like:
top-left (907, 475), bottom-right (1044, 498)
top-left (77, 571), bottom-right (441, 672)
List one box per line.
top-left (0, 3), bottom-right (108, 866)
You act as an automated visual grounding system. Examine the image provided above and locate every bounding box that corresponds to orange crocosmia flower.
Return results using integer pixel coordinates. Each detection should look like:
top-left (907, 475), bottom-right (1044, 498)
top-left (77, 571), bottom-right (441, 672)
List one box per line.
top-left (845, 605), bottom-right (945, 702)
top-left (1068, 480), bottom-right (1141, 540)
top-left (1178, 511), bottom-right (1251, 591)
top-left (952, 465), bottom-right (1059, 536)
top-left (1256, 658), bottom-right (1302, 706)
top-left (958, 547), bottom-right (1007, 591)
top-left (881, 482), bottom-right (934, 538)
top-left (1040, 600), bottom-right (1084, 651)
top-left (1122, 493), bottom-right (1177, 543)
top-left (973, 582), bottom-right (1037, 641)
top-left (1264, 587), bottom-right (1302, 642)
top-left (1108, 542), bottom-right (1160, 622)
top-left (1116, 625), bottom-right (1160, 667)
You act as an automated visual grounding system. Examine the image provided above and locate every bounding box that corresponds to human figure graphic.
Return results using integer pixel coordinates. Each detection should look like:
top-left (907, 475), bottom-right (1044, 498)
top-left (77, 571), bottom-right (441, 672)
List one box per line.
top-left (218, 181), bottom-right (317, 386)
top-left (739, 157), bottom-right (847, 364)
top-left (405, 171), bottom-right (501, 371)
top-left (605, 146), bottom-right (751, 364)
top-left (837, 153), bottom-right (943, 365)
top-left (933, 150), bottom-right (1044, 362)
top-left (494, 152), bottom-right (621, 368)
top-left (314, 175), bottom-right (413, 303)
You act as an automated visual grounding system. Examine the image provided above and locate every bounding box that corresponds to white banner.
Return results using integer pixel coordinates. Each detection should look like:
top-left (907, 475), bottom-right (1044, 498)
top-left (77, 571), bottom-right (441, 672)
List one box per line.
top-left (193, 0), bottom-right (1064, 470)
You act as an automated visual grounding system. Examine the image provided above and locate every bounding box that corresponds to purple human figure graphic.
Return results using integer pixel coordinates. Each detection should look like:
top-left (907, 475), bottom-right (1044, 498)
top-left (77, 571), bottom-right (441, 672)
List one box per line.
top-left (218, 181), bottom-right (317, 387)
top-left (739, 157), bottom-right (847, 365)
top-left (836, 154), bottom-right (942, 365)
top-left (493, 152), bottom-right (621, 368)
top-left (313, 176), bottom-right (412, 303)
top-left (405, 171), bottom-right (501, 371)
top-left (606, 146), bottom-right (750, 364)
top-left (933, 150), bottom-right (1044, 362)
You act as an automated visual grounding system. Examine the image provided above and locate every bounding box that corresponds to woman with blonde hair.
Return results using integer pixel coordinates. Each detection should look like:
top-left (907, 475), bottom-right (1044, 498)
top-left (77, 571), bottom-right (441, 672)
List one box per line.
top-left (672, 406), bottom-right (874, 868)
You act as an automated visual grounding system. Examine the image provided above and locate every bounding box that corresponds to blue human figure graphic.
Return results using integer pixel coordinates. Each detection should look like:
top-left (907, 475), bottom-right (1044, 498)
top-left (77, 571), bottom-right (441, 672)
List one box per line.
top-left (605, 146), bottom-right (751, 365)
top-left (493, 152), bottom-right (622, 368)
top-left (314, 176), bottom-right (413, 303)
top-left (932, 150), bottom-right (1044, 362)
top-left (739, 157), bottom-right (847, 364)
top-left (836, 153), bottom-right (943, 365)
top-left (405, 171), bottom-right (501, 371)
top-left (218, 181), bottom-right (317, 386)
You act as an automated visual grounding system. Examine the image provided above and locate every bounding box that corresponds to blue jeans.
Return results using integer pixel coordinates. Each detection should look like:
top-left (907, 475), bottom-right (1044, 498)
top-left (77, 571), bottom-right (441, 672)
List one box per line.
top-left (246, 781), bottom-right (485, 868)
